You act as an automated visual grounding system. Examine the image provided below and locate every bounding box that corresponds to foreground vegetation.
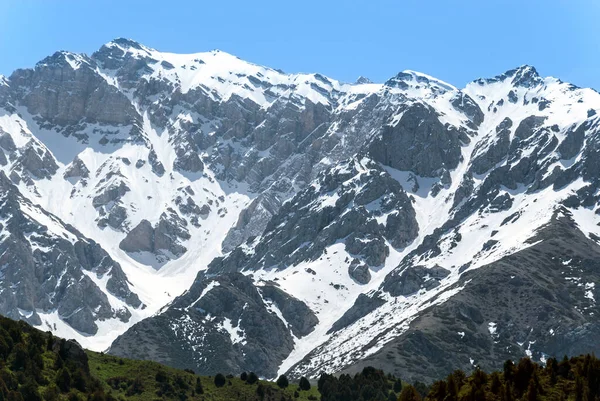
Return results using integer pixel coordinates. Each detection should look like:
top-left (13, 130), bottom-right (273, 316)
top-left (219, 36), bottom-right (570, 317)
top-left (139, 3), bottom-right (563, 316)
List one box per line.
top-left (1, 315), bottom-right (599, 401)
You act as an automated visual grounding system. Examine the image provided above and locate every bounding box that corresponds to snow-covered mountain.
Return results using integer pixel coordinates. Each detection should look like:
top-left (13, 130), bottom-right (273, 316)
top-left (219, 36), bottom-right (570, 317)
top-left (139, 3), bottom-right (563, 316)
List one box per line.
top-left (1, 39), bottom-right (599, 382)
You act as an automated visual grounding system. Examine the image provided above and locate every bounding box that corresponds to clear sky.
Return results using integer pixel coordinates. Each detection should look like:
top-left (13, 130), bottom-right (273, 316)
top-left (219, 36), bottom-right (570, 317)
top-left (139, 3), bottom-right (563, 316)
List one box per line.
top-left (1, 0), bottom-right (598, 89)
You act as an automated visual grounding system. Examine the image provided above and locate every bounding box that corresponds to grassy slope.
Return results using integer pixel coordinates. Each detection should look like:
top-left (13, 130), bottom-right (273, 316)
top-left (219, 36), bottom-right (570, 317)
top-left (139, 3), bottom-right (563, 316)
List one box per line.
top-left (88, 351), bottom-right (321, 401)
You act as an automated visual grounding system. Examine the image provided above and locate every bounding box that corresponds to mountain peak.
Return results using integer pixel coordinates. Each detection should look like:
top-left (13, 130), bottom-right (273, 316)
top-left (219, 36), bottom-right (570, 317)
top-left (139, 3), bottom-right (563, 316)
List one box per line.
top-left (384, 69), bottom-right (456, 92)
top-left (355, 76), bottom-right (372, 84)
top-left (107, 37), bottom-right (146, 51)
top-left (506, 64), bottom-right (541, 87)
top-left (473, 64), bottom-right (542, 88)
top-left (34, 51), bottom-right (90, 71)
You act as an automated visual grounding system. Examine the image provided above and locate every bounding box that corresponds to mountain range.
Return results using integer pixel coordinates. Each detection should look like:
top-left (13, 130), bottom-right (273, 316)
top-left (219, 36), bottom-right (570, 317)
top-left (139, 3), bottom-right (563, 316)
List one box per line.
top-left (0, 38), bottom-right (599, 382)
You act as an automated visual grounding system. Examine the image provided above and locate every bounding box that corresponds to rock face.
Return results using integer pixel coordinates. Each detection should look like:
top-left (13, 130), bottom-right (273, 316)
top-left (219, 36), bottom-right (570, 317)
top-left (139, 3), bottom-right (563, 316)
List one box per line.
top-left (1, 40), bottom-right (600, 384)
top-left (208, 158), bottom-right (419, 276)
top-left (119, 209), bottom-right (190, 266)
top-left (258, 285), bottom-right (319, 338)
top-left (382, 264), bottom-right (450, 297)
top-left (0, 172), bottom-right (141, 335)
top-left (109, 272), bottom-right (308, 377)
top-left (339, 212), bottom-right (600, 383)
top-left (9, 51), bottom-right (140, 128)
top-left (368, 102), bottom-right (470, 178)
top-left (64, 156), bottom-right (90, 179)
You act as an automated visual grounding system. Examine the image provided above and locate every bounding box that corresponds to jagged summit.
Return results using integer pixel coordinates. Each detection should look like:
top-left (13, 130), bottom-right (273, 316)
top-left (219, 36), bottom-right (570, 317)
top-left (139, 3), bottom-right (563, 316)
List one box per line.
top-left (472, 64), bottom-right (543, 87)
top-left (107, 37), bottom-right (147, 50)
top-left (1, 39), bottom-right (600, 383)
top-left (355, 76), bottom-right (372, 84)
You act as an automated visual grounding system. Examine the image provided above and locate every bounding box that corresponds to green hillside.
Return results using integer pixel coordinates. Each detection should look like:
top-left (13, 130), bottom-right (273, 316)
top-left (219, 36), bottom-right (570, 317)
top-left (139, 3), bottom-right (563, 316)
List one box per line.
top-left (0, 315), bottom-right (318, 401)
top-left (1, 314), bottom-right (599, 401)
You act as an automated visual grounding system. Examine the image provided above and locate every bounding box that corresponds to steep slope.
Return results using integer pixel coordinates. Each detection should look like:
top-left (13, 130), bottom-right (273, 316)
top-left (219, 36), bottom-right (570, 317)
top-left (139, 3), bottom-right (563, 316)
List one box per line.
top-left (0, 39), bottom-right (477, 349)
top-left (1, 39), bottom-right (600, 382)
top-left (109, 157), bottom-right (419, 376)
top-left (282, 68), bottom-right (600, 380)
top-left (0, 171), bottom-right (141, 337)
top-left (0, 314), bottom-right (321, 401)
top-left (111, 64), bottom-right (600, 379)
top-left (297, 209), bottom-right (600, 382)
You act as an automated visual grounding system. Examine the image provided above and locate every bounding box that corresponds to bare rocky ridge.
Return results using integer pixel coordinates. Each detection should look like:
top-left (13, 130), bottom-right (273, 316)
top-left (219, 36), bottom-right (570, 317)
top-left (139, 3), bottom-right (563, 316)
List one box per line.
top-left (336, 210), bottom-right (600, 383)
top-left (0, 40), bottom-right (599, 382)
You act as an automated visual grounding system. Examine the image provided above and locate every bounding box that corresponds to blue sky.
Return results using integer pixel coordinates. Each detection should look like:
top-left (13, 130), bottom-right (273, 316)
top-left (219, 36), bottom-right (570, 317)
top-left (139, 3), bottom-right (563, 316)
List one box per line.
top-left (1, 0), bottom-right (598, 89)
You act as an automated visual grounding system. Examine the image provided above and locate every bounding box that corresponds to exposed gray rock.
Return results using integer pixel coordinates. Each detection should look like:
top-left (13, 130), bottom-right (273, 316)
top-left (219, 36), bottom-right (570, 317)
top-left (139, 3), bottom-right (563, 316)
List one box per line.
top-left (470, 117), bottom-right (512, 174)
top-left (339, 212), bottom-right (600, 383)
top-left (0, 131), bottom-right (17, 151)
top-left (9, 51), bottom-right (140, 127)
top-left (64, 156), bottom-right (90, 179)
top-left (92, 181), bottom-right (130, 208)
top-left (110, 272), bottom-right (296, 378)
top-left (148, 148), bottom-right (165, 176)
top-left (368, 102), bottom-right (469, 178)
top-left (0, 171), bottom-right (140, 334)
top-left (348, 259), bottom-right (371, 284)
top-left (119, 209), bottom-right (190, 264)
top-left (382, 264), bottom-right (450, 297)
top-left (328, 293), bottom-right (386, 334)
top-left (259, 284), bottom-right (319, 337)
top-left (209, 158), bottom-right (418, 275)
top-left (451, 92), bottom-right (484, 127)
top-left (120, 220), bottom-right (154, 253)
top-left (558, 122), bottom-right (586, 160)
top-left (15, 142), bottom-right (58, 179)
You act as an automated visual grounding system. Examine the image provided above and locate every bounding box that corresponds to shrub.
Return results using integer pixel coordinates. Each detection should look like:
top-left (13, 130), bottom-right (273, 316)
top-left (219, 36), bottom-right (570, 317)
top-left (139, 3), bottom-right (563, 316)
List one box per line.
top-left (247, 372), bottom-right (259, 385)
top-left (155, 370), bottom-right (168, 383)
top-left (240, 372), bottom-right (248, 381)
top-left (214, 373), bottom-right (226, 388)
top-left (256, 384), bottom-right (265, 399)
top-left (42, 385), bottom-right (60, 401)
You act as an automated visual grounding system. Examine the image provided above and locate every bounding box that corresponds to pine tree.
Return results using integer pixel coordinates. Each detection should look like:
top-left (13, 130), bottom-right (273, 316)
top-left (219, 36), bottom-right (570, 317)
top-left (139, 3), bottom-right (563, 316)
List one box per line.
top-left (394, 379), bottom-right (403, 393)
top-left (277, 375), bottom-right (289, 389)
top-left (527, 379), bottom-right (538, 401)
top-left (299, 377), bottom-right (311, 391)
top-left (55, 368), bottom-right (71, 392)
top-left (18, 380), bottom-right (41, 401)
top-left (195, 377), bottom-right (203, 394)
top-left (503, 360), bottom-right (514, 382)
top-left (429, 380), bottom-right (447, 401)
top-left (490, 372), bottom-right (502, 394)
top-left (398, 385), bottom-right (421, 401)
top-left (11, 344), bottom-right (28, 372)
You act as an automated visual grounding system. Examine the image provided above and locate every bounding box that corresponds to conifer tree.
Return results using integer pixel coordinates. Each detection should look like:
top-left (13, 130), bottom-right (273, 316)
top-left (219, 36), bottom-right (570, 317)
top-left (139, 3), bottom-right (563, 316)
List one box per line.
top-left (398, 384), bottom-right (421, 401)
top-left (276, 375), bottom-right (289, 388)
top-left (299, 377), bottom-right (311, 391)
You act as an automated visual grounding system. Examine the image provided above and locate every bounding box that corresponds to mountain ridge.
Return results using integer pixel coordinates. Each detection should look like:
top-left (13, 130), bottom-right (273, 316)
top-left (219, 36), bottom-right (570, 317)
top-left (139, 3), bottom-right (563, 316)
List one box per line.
top-left (0, 38), bottom-right (598, 382)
